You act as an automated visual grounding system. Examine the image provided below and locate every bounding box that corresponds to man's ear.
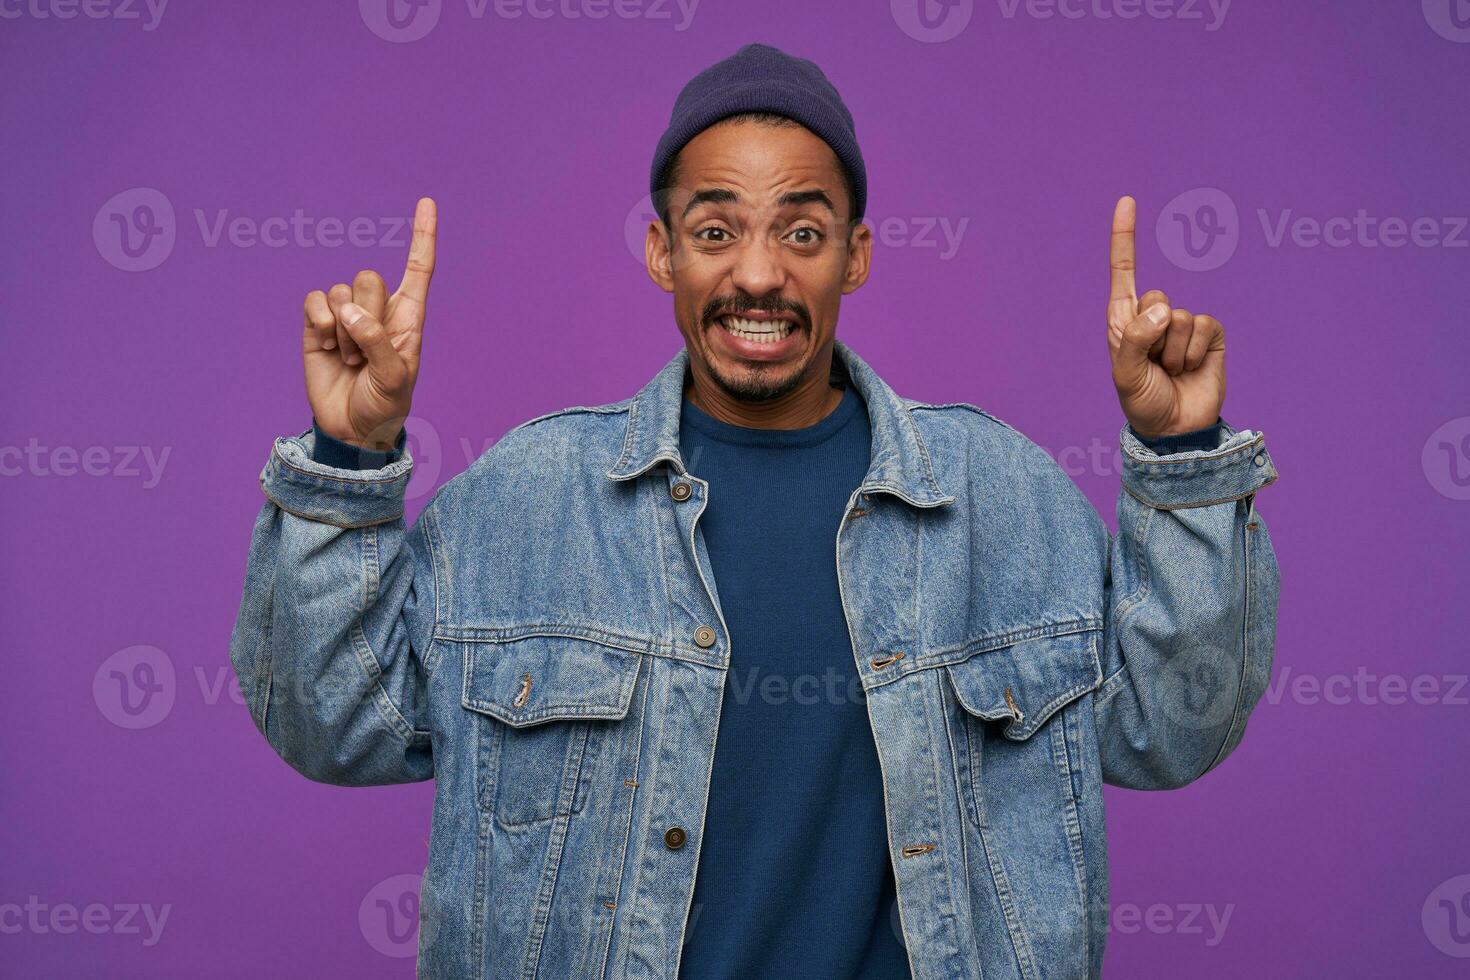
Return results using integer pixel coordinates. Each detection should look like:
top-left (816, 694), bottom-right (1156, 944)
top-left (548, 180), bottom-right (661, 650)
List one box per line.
top-left (841, 220), bottom-right (872, 295)
top-left (646, 221), bottom-right (674, 292)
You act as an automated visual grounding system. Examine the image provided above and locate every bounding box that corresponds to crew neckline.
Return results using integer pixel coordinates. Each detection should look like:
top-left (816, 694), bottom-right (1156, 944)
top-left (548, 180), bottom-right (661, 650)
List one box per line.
top-left (680, 383), bottom-right (864, 449)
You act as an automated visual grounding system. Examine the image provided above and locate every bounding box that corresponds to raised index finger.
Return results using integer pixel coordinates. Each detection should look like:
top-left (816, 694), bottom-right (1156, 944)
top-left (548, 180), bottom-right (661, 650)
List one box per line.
top-left (1109, 195), bottom-right (1138, 326)
top-left (396, 196), bottom-right (437, 304)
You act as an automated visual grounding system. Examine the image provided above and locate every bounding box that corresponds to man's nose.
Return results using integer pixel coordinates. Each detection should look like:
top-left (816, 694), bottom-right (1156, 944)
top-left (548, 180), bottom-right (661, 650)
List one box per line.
top-left (729, 235), bottom-right (787, 298)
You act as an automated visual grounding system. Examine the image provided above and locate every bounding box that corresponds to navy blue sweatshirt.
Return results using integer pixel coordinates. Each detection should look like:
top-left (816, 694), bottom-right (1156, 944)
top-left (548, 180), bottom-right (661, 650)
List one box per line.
top-left (672, 378), bottom-right (910, 978)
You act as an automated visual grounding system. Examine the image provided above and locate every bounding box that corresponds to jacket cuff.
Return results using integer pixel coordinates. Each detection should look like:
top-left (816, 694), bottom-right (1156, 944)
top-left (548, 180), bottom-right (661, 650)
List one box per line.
top-left (1120, 421), bottom-right (1277, 510)
top-left (310, 417), bottom-right (406, 469)
top-left (259, 427), bottom-right (414, 528)
top-left (1131, 418), bottom-right (1224, 455)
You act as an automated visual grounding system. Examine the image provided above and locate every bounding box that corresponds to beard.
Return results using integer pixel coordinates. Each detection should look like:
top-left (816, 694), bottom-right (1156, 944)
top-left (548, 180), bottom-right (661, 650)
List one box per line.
top-left (696, 292), bottom-right (812, 403)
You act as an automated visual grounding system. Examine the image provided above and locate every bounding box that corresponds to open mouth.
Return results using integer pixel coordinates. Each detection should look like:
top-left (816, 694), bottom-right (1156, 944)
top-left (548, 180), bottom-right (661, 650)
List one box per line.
top-left (716, 314), bottom-right (799, 344)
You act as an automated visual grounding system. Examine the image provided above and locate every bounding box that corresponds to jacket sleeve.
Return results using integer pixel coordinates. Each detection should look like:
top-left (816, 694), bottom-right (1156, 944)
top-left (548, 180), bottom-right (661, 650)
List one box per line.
top-left (1092, 420), bottom-right (1280, 790)
top-left (228, 426), bottom-right (439, 786)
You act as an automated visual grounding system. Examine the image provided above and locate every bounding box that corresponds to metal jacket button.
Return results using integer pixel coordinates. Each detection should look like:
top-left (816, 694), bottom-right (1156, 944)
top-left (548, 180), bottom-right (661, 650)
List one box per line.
top-left (693, 625), bottom-right (716, 648)
top-left (671, 481), bottom-right (692, 501)
top-left (664, 826), bottom-right (687, 850)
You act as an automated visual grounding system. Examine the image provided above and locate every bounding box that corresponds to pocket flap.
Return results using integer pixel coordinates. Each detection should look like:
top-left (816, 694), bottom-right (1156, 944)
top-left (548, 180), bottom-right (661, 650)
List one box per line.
top-left (945, 628), bottom-right (1102, 740)
top-left (460, 633), bottom-right (644, 727)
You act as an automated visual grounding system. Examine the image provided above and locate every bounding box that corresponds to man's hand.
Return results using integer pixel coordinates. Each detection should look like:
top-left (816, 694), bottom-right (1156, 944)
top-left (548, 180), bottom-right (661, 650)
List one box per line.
top-left (1107, 195), bottom-right (1226, 439)
top-left (302, 197), bottom-right (437, 450)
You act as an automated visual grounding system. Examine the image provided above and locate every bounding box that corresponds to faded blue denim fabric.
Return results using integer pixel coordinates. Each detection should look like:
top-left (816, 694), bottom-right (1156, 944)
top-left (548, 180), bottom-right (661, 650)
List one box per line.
top-left (230, 339), bottom-right (1280, 979)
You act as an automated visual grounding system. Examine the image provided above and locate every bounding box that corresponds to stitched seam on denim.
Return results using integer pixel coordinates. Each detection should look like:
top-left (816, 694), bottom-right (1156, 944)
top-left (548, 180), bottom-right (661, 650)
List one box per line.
top-left (1122, 479), bottom-right (1273, 512)
top-left (495, 725), bottom-right (590, 831)
top-left (916, 666), bottom-right (978, 978)
top-left (598, 659), bottom-right (652, 980)
top-left (420, 500), bottom-right (444, 676)
top-left (261, 486), bottom-right (402, 529)
top-left (438, 628), bottom-right (720, 671)
top-left (610, 391), bottom-right (642, 474)
top-left (872, 620), bottom-right (1104, 692)
top-left (1096, 497), bottom-right (1156, 707)
top-left (1055, 715), bottom-right (1090, 944)
top-left (470, 807), bottom-right (490, 971)
top-left (1204, 505), bottom-right (1255, 776)
top-left (253, 555), bottom-right (278, 732)
top-left (858, 481), bottom-right (954, 507)
top-left (975, 776), bottom-right (1040, 980)
top-left (902, 405), bottom-right (951, 500)
top-left (461, 651), bottom-right (640, 723)
top-left (518, 759), bottom-right (581, 978)
top-left (434, 625), bottom-right (655, 654)
top-left (647, 475), bottom-right (677, 653)
top-left (350, 527), bottom-right (424, 743)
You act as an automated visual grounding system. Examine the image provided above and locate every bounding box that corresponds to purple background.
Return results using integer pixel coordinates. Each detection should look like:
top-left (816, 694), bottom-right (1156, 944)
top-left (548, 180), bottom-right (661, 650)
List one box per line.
top-left (4, 1), bottom-right (1468, 976)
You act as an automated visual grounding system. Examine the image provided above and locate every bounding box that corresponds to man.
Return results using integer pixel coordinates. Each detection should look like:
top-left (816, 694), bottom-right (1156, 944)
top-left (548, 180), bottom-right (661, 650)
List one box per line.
top-left (231, 42), bottom-right (1279, 980)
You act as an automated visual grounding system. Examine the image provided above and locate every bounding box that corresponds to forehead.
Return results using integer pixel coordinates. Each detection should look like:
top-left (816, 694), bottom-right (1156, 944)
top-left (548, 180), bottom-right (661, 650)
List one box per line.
top-left (673, 118), bottom-right (844, 203)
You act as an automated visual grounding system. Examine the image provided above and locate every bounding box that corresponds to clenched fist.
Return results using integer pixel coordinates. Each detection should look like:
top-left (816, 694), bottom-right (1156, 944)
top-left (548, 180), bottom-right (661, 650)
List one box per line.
top-left (303, 197), bottom-right (437, 450)
top-left (1107, 195), bottom-right (1226, 439)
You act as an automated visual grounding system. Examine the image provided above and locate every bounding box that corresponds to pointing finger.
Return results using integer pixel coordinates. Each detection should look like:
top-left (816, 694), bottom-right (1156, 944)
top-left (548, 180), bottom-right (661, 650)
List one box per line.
top-left (1109, 195), bottom-right (1139, 329)
top-left (395, 197), bottom-right (437, 306)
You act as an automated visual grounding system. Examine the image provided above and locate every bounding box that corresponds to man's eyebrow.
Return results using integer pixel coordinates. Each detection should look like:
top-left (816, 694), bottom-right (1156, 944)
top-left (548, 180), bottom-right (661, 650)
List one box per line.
top-left (680, 187), bottom-right (836, 219)
top-left (682, 188), bottom-right (738, 219)
top-left (777, 189), bottom-right (835, 214)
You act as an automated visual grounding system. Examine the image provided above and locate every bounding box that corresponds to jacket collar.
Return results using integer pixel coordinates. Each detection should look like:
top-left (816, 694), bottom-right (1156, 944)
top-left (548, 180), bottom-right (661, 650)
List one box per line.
top-left (606, 338), bottom-right (954, 508)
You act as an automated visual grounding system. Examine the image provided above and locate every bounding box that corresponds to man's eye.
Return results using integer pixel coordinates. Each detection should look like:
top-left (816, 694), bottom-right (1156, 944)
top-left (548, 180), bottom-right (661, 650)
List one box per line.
top-left (786, 226), bottom-right (824, 245)
top-left (696, 227), bottom-right (732, 242)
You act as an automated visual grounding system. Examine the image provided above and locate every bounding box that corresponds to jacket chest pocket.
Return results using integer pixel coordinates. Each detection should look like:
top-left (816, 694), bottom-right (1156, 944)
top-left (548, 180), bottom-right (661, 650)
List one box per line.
top-left (944, 628), bottom-right (1103, 828)
top-left (459, 633), bottom-right (645, 829)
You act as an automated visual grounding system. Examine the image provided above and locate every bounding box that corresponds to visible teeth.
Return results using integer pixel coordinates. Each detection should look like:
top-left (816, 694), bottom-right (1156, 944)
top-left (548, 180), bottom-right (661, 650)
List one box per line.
top-left (721, 316), bottom-right (793, 343)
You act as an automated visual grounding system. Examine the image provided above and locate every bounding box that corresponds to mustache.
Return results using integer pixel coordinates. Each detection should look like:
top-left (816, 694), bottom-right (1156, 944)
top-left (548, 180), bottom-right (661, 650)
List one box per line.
top-left (702, 296), bottom-right (808, 330)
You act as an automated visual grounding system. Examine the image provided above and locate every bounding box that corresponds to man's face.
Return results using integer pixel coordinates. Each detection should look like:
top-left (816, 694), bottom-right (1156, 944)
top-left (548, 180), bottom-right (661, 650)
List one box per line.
top-left (646, 118), bottom-right (871, 402)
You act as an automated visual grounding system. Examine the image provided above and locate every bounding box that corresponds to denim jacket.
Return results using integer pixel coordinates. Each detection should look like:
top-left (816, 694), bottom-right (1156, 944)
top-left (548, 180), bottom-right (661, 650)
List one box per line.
top-left (230, 339), bottom-right (1280, 979)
